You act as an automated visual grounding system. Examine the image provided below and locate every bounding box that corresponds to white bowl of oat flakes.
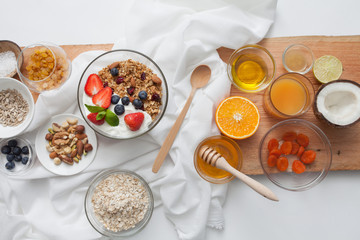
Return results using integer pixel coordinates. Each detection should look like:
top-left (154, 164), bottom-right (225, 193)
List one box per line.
top-left (77, 50), bottom-right (168, 140)
top-left (0, 77), bottom-right (35, 138)
top-left (85, 169), bottom-right (154, 238)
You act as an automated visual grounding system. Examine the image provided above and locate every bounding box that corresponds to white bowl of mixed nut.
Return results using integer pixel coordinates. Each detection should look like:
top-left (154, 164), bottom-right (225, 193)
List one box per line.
top-left (77, 50), bottom-right (168, 139)
top-left (85, 169), bottom-right (154, 238)
top-left (0, 77), bottom-right (35, 138)
top-left (35, 114), bottom-right (97, 176)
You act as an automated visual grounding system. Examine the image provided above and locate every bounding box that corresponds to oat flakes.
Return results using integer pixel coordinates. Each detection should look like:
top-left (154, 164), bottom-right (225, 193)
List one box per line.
top-left (91, 173), bottom-right (149, 232)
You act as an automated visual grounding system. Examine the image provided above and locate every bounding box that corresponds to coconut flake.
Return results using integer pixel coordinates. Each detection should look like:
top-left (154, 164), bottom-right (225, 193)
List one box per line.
top-left (316, 82), bottom-right (360, 126)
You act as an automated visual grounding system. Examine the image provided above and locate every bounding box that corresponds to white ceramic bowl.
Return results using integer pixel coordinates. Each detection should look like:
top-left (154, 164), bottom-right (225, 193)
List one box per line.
top-left (0, 77), bottom-right (35, 138)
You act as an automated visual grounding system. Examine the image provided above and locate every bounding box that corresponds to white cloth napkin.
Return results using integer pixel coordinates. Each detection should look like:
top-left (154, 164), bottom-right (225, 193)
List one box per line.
top-left (0, 0), bottom-right (276, 239)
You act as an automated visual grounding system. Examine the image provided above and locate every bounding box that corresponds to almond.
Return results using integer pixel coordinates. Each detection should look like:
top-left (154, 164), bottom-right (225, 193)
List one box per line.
top-left (130, 77), bottom-right (136, 87)
top-left (75, 125), bottom-right (85, 134)
top-left (70, 149), bottom-right (77, 158)
top-left (77, 140), bottom-right (84, 156)
top-left (108, 62), bottom-right (119, 69)
top-left (152, 75), bottom-right (162, 85)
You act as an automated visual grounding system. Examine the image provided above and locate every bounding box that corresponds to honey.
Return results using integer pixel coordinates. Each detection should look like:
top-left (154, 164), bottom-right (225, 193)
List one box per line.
top-left (231, 54), bottom-right (267, 91)
top-left (195, 136), bottom-right (242, 182)
top-left (270, 78), bottom-right (306, 115)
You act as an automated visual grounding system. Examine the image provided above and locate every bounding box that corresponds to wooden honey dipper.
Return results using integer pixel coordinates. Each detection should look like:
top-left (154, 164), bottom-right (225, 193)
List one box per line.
top-left (199, 146), bottom-right (279, 202)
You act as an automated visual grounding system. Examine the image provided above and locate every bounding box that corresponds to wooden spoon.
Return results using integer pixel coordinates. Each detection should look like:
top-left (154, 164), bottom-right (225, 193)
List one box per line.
top-left (199, 146), bottom-right (279, 202)
top-left (152, 65), bottom-right (211, 173)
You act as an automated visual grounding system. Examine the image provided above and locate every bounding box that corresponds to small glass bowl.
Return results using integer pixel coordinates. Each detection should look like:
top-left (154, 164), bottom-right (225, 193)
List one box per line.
top-left (227, 44), bottom-right (276, 93)
top-left (194, 135), bottom-right (243, 184)
top-left (263, 72), bottom-right (315, 119)
top-left (283, 44), bottom-right (314, 74)
top-left (77, 49), bottom-right (168, 140)
top-left (84, 169), bottom-right (154, 238)
top-left (0, 137), bottom-right (35, 176)
top-left (17, 42), bottom-right (72, 93)
top-left (259, 119), bottom-right (332, 191)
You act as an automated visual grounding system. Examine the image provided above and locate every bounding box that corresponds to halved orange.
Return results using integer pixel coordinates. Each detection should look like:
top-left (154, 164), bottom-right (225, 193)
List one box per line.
top-left (215, 96), bottom-right (260, 140)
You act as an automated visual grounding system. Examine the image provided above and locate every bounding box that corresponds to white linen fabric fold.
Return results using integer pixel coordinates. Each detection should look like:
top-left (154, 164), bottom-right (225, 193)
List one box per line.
top-left (0, 0), bottom-right (276, 239)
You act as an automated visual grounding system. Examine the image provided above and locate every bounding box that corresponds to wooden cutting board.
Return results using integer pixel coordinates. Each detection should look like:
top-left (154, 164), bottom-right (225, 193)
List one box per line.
top-left (27, 35), bottom-right (360, 175)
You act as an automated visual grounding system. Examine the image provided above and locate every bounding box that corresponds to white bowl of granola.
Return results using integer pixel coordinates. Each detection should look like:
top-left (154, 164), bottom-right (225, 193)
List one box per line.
top-left (0, 77), bottom-right (35, 138)
top-left (77, 50), bottom-right (168, 139)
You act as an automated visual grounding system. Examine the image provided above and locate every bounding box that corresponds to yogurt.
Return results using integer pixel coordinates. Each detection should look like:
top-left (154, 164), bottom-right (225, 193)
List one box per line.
top-left (83, 94), bottom-right (152, 138)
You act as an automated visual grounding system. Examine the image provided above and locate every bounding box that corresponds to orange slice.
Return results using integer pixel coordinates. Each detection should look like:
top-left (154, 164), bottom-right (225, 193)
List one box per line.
top-left (215, 96), bottom-right (260, 140)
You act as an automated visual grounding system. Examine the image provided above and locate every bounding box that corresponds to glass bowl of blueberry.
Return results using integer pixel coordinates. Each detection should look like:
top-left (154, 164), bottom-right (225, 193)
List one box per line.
top-left (77, 49), bottom-right (168, 140)
top-left (0, 138), bottom-right (34, 176)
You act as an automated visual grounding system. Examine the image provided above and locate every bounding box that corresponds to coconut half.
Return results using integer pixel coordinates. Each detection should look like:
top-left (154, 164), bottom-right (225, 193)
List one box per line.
top-left (314, 80), bottom-right (360, 128)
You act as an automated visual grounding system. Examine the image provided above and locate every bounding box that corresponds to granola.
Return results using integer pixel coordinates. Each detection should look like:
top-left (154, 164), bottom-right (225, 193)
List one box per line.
top-left (98, 59), bottom-right (163, 119)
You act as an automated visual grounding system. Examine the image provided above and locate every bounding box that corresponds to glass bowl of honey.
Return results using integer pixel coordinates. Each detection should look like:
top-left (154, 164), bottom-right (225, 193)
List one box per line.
top-left (194, 135), bottom-right (243, 184)
top-left (263, 73), bottom-right (315, 118)
top-left (227, 44), bottom-right (276, 93)
top-left (17, 42), bottom-right (72, 93)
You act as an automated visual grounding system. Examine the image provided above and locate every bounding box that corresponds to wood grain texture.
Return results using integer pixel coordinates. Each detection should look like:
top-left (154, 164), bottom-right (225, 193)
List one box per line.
top-left (26, 36), bottom-right (360, 175)
top-left (218, 35), bottom-right (360, 175)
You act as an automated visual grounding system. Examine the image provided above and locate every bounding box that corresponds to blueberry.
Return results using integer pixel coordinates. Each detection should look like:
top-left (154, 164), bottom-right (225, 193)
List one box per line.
top-left (141, 72), bottom-right (146, 80)
top-left (138, 91), bottom-right (148, 100)
top-left (133, 99), bottom-right (143, 109)
top-left (13, 146), bottom-right (22, 155)
top-left (111, 95), bottom-right (120, 104)
top-left (22, 146), bottom-right (29, 155)
top-left (22, 157), bottom-right (29, 165)
top-left (8, 139), bottom-right (17, 147)
top-left (1, 145), bottom-right (11, 154)
top-left (114, 104), bottom-right (125, 115)
top-left (121, 96), bottom-right (130, 106)
top-left (6, 154), bottom-right (15, 162)
top-left (5, 161), bottom-right (15, 170)
top-left (110, 67), bottom-right (119, 76)
top-left (14, 155), bottom-right (22, 162)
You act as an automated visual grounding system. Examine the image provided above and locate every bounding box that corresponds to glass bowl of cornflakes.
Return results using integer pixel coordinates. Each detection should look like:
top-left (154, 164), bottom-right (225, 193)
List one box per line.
top-left (17, 42), bottom-right (72, 92)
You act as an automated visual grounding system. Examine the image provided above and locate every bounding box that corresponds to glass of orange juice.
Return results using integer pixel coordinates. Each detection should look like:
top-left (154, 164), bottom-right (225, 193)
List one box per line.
top-left (227, 45), bottom-right (276, 93)
top-left (263, 73), bottom-right (314, 118)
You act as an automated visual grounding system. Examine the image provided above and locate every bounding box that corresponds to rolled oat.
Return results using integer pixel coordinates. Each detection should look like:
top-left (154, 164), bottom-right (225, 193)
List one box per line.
top-left (91, 173), bottom-right (149, 232)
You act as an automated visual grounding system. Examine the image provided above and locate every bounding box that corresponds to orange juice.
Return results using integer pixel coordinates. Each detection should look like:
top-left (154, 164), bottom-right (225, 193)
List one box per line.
top-left (270, 78), bottom-right (306, 115)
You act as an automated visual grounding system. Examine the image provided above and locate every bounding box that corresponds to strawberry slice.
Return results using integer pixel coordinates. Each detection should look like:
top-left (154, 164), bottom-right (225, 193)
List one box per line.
top-left (84, 74), bottom-right (104, 96)
top-left (124, 112), bottom-right (144, 131)
top-left (87, 112), bottom-right (105, 125)
top-left (92, 87), bottom-right (112, 109)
